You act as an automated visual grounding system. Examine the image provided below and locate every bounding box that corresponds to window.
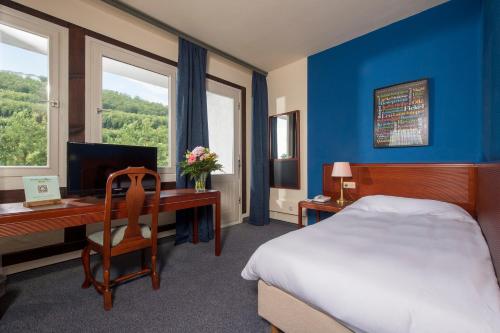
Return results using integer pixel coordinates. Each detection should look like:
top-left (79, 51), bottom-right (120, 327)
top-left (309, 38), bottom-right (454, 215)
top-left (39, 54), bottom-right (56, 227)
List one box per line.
top-left (0, 24), bottom-right (48, 167)
top-left (0, 6), bottom-right (68, 188)
top-left (86, 38), bottom-right (176, 176)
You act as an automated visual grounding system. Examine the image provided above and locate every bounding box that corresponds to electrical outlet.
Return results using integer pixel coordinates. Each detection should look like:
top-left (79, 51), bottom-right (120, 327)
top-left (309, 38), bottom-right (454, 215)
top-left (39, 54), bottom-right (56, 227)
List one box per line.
top-left (343, 181), bottom-right (356, 189)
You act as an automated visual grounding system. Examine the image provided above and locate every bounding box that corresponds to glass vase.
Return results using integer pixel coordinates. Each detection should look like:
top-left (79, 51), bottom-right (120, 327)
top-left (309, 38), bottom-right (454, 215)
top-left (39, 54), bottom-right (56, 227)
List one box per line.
top-left (194, 172), bottom-right (208, 192)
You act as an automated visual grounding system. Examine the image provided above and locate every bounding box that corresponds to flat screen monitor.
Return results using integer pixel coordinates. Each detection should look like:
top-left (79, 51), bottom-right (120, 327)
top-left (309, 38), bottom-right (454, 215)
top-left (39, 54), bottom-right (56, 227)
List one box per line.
top-left (67, 142), bottom-right (158, 196)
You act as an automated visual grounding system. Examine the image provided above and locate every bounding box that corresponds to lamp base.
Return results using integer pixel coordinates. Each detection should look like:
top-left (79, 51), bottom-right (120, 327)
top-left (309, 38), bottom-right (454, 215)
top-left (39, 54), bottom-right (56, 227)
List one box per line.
top-left (336, 199), bottom-right (351, 206)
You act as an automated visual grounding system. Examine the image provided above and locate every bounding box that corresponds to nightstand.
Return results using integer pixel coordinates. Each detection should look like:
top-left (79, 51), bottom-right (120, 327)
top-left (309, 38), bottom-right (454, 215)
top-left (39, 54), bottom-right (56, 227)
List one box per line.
top-left (297, 200), bottom-right (352, 228)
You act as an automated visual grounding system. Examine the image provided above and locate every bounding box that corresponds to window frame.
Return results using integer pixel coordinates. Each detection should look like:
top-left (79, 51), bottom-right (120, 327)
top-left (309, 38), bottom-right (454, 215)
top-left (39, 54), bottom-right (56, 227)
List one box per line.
top-left (85, 37), bottom-right (177, 179)
top-left (0, 5), bottom-right (69, 190)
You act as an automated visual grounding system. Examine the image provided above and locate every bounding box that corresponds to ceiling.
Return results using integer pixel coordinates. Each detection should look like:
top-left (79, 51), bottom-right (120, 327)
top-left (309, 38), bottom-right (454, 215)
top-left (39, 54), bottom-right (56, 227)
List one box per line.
top-left (118, 0), bottom-right (448, 72)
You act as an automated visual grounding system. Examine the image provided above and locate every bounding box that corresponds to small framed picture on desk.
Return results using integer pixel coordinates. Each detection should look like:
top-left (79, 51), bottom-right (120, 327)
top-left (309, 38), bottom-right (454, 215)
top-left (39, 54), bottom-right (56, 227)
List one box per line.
top-left (22, 176), bottom-right (62, 207)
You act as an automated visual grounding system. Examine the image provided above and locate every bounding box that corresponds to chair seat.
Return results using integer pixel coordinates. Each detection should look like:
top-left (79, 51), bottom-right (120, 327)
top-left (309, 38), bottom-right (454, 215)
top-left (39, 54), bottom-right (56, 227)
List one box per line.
top-left (88, 224), bottom-right (151, 247)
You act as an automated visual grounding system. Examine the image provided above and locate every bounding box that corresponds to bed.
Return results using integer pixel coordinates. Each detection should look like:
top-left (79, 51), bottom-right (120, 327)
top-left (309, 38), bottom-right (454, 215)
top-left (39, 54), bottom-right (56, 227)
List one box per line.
top-left (242, 163), bottom-right (500, 333)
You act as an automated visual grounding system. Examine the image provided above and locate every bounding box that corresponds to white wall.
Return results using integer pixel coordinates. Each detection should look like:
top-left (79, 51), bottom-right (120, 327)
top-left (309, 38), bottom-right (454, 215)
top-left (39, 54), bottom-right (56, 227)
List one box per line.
top-left (1, 0), bottom-right (253, 265)
top-left (267, 58), bottom-right (308, 224)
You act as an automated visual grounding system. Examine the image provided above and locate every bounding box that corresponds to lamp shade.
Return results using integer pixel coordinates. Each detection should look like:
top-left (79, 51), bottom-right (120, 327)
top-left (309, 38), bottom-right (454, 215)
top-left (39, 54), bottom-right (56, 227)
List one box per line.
top-left (332, 162), bottom-right (352, 178)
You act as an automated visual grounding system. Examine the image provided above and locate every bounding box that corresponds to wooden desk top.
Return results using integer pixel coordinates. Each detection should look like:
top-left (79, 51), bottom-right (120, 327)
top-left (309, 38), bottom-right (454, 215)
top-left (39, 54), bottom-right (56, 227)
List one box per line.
top-left (0, 189), bottom-right (218, 217)
top-left (0, 189), bottom-right (220, 237)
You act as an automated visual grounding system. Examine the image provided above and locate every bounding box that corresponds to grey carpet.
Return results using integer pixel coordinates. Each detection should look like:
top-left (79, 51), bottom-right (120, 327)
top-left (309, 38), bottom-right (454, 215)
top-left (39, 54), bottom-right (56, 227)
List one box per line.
top-left (0, 220), bottom-right (295, 332)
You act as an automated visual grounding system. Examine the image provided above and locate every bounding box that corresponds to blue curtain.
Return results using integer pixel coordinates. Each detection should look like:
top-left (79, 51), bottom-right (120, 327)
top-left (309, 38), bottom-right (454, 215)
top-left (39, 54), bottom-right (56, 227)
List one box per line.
top-left (249, 72), bottom-right (270, 226)
top-left (175, 38), bottom-right (213, 244)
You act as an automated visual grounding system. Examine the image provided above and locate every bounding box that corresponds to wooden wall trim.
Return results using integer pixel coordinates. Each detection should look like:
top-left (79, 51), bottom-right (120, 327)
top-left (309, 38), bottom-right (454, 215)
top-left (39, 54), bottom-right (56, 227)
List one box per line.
top-left (68, 24), bottom-right (86, 141)
top-left (0, 189), bottom-right (27, 205)
top-left (477, 163), bottom-right (500, 284)
top-left (64, 24), bottom-right (88, 243)
top-left (322, 163), bottom-right (478, 216)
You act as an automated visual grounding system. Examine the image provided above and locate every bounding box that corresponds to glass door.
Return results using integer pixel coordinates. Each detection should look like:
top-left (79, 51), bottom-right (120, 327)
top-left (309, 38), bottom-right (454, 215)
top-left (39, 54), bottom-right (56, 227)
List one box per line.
top-left (207, 80), bottom-right (241, 226)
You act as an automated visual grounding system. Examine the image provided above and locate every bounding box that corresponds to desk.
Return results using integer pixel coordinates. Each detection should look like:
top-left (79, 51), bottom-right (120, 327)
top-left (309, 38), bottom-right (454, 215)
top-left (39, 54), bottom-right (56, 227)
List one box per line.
top-left (0, 189), bottom-right (222, 256)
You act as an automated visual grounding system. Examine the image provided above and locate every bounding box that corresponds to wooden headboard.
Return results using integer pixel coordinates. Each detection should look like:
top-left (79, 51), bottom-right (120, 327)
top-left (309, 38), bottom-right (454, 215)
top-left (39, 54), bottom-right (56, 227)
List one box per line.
top-left (323, 163), bottom-right (477, 216)
top-left (477, 163), bottom-right (500, 283)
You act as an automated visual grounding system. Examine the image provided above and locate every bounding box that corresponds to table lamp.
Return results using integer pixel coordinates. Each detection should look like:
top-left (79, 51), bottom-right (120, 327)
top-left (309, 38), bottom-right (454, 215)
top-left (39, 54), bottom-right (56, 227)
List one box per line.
top-left (332, 162), bottom-right (352, 205)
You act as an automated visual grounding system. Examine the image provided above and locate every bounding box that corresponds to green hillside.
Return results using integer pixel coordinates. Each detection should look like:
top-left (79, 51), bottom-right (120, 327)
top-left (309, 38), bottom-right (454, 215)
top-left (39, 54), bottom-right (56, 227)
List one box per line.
top-left (0, 71), bottom-right (169, 167)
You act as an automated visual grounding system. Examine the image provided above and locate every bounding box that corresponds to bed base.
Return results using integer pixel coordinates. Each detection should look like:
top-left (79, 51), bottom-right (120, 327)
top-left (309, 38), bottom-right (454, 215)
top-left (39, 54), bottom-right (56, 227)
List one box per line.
top-left (258, 280), bottom-right (353, 333)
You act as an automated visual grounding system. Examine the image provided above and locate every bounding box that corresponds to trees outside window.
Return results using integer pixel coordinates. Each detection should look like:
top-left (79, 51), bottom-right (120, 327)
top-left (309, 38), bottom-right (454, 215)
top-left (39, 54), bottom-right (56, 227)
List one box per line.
top-left (86, 38), bottom-right (176, 175)
top-left (0, 8), bottom-right (68, 189)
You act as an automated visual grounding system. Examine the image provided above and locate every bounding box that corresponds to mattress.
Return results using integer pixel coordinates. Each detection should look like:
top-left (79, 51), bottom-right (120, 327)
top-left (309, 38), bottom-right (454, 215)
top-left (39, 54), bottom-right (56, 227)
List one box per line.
top-left (242, 195), bottom-right (500, 333)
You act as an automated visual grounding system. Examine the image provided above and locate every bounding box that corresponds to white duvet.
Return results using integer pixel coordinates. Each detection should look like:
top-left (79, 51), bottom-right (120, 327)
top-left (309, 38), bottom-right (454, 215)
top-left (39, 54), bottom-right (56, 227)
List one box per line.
top-left (242, 195), bottom-right (500, 333)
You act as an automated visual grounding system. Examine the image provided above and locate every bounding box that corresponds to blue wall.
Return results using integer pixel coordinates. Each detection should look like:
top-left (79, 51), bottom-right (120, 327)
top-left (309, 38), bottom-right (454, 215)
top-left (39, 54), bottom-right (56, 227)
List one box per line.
top-left (308, 0), bottom-right (484, 198)
top-left (483, 0), bottom-right (500, 161)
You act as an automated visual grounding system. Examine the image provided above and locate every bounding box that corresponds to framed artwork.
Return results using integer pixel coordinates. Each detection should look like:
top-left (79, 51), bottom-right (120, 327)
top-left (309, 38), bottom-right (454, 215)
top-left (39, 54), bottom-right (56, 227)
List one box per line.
top-left (373, 79), bottom-right (429, 148)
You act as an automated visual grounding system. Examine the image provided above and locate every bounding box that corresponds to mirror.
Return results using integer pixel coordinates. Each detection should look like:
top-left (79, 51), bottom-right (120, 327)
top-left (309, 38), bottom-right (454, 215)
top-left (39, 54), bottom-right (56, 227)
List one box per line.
top-left (270, 112), bottom-right (298, 159)
top-left (269, 111), bottom-right (300, 189)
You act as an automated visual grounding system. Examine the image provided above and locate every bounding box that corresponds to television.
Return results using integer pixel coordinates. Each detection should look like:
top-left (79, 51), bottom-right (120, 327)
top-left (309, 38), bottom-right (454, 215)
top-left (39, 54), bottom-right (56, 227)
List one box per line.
top-left (67, 142), bottom-right (158, 196)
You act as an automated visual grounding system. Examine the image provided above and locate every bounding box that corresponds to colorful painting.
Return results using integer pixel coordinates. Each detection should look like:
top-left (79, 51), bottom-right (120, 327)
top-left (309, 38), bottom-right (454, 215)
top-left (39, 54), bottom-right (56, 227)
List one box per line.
top-left (374, 79), bottom-right (429, 147)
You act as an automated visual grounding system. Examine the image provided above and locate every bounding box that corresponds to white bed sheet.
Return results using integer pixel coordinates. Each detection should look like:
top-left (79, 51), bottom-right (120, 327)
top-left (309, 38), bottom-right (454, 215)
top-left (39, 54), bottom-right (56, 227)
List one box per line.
top-left (242, 196), bottom-right (500, 333)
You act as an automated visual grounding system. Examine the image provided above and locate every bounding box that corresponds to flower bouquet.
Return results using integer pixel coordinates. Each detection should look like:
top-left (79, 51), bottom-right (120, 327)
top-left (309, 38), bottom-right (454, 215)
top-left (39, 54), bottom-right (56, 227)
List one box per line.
top-left (180, 146), bottom-right (223, 192)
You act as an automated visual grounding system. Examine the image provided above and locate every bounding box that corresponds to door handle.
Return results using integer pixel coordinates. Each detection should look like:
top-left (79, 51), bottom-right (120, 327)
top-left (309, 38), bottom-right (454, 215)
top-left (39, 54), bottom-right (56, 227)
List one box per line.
top-left (38, 100), bottom-right (60, 108)
top-left (96, 107), bottom-right (111, 114)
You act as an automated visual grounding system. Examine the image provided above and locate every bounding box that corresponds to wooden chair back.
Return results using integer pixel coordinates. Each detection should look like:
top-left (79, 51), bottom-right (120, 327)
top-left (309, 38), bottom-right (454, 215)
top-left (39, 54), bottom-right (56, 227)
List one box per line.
top-left (103, 167), bottom-right (161, 250)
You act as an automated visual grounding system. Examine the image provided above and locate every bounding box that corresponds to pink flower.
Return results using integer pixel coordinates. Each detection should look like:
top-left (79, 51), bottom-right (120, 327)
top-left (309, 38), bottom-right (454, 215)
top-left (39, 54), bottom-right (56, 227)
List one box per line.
top-left (200, 153), bottom-right (208, 161)
top-left (188, 155), bottom-right (196, 164)
top-left (192, 146), bottom-right (205, 157)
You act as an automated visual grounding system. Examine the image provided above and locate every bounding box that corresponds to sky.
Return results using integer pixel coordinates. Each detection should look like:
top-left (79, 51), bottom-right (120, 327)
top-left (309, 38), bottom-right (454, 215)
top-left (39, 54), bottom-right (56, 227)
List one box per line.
top-left (1, 41), bottom-right (168, 106)
top-left (103, 72), bottom-right (168, 106)
top-left (0, 43), bottom-right (47, 77)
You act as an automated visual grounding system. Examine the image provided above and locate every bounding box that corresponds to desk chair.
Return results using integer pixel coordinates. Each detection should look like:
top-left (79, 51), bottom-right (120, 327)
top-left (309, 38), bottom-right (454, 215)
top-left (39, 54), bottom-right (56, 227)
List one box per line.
top-left (81, 167), bottom-right (161, 310)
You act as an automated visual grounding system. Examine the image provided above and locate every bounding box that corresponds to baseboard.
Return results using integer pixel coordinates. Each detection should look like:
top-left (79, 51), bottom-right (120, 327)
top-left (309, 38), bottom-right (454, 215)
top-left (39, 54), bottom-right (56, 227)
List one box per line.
top-left (241, 213), bottom-right (304, 226)
top-left (3, 250), bottom-right (82, 276)
top-left (270, 211), bottom-right (307, 224)
top-left (222, 220), bottom-right (243, 228)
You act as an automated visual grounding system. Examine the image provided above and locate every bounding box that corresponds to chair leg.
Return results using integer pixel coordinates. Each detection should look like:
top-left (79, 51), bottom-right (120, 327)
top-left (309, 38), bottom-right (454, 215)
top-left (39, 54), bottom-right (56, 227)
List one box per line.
top-left (151, 246), bottom-right (160, 290)
top-left (81, 244), bottom-right (92, 289)
top-left (103, 258), bottom-right (112, 310)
